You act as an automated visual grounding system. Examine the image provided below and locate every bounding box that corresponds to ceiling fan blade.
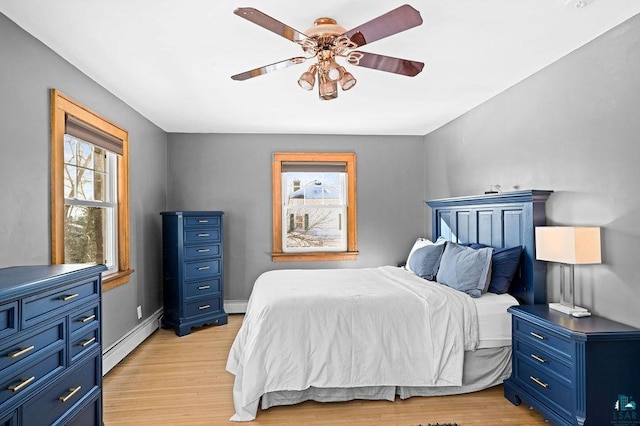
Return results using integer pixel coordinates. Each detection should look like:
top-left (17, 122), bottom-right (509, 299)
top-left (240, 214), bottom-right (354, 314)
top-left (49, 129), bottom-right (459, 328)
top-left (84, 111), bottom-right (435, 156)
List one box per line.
top-left (234, 8), bottom-right (310, 44)
top-left (347, 52), bottom-right (424, 77)
top-left (343, 4), bottom-right (423, 48)
top-left (231, 57), bottom-right (308, 81)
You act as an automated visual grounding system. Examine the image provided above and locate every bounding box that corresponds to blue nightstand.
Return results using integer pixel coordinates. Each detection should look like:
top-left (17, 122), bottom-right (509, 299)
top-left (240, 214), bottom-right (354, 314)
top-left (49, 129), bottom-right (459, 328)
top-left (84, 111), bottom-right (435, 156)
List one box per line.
top-left (504, 305), bottom-right (640, 425)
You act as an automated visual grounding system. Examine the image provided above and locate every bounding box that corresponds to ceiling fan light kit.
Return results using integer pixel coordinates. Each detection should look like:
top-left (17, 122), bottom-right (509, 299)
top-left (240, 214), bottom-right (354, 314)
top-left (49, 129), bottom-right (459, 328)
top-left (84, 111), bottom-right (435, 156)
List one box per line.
top-left (231, 4), bottom-right (425, 101)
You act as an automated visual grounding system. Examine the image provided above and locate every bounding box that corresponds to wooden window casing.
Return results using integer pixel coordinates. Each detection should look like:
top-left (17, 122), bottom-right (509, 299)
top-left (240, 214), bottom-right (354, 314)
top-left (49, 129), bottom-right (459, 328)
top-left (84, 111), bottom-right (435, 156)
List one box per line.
top-left (272, 152), bottom-right (358, 262)
top-left (51, 89), bottom-right (133, 290)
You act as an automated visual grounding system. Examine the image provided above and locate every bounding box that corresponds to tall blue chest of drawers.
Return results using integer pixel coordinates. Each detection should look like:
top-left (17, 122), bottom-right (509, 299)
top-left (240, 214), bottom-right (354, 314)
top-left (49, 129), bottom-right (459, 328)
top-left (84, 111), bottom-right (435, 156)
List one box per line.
top-left (160, 211), bottom-right (228, 336)
top-left (0, 263), bottom-right (106, 426)
top-left (505, 305), bottom-right (640, 425)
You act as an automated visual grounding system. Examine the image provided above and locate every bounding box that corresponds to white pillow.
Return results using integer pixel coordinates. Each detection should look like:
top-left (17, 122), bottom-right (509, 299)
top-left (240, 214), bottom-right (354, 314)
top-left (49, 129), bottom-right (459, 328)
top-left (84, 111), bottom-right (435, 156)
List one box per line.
top-left (405, 237), bottom-right (446, 273)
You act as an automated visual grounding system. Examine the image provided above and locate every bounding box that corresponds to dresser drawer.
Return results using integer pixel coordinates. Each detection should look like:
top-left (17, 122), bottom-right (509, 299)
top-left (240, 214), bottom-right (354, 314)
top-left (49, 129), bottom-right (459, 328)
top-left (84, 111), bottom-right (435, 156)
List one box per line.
top-left (513, 318), bottom-right (572, 360)
top-left (184, 244), bottom-right (221, 261)
top-left (69, 304), bottom-right (100, 334)
top-left (0, 319), bottom-right (64, 372)
top-left (515, 356), bottom-right (573, 418)
top-left (64, 393), bottom-right (100, 426)
top-left (0, 302), bottom-right (17, 341)
top-left (0, 349), bottom-right (64, 408)
top-left (22, 354), bottom-right (99, 426)
top-left (514, 339), bottom-right (572, 383)
top-left (184, 216), bottom-right (220, 228)
top-left (185, 296), bottom-right (222, 318)
top-left (70, 326), bottom-right (99, 363)
top-left (184, 259), bottom-right (221, 281)
top-left (184, 228), bottom-right (220, 244)
top-left (22, 278), bottom-right (99, 329)
top-left (185, 278), bottom-right (221, 300)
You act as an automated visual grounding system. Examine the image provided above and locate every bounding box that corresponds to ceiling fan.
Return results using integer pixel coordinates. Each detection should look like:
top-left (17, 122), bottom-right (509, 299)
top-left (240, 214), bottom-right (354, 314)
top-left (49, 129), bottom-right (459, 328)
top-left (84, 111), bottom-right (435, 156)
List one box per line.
top-left (231, 4), bottom-right (425, 100)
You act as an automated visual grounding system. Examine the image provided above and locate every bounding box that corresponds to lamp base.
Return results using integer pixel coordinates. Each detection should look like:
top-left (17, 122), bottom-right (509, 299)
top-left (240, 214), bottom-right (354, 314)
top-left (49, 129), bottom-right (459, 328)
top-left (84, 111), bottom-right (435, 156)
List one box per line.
top-left (549, 302), bottom-right (588, 315)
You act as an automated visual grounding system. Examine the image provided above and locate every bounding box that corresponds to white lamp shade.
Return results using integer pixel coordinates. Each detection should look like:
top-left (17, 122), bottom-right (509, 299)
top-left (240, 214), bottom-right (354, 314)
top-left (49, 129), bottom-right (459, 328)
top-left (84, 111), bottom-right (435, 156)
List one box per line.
top-left (535, 226), bottom-right (601, 264)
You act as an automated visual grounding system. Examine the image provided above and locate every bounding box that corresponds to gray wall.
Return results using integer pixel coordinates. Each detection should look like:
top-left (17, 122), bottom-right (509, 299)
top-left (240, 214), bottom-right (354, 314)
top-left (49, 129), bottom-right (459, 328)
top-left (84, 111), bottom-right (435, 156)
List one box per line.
top-left (166, 134), bottom-right (426, 301)
top-left (423, 14), bottom-right (640, 328)
top-left (0, 13), bottom-right (168, 347)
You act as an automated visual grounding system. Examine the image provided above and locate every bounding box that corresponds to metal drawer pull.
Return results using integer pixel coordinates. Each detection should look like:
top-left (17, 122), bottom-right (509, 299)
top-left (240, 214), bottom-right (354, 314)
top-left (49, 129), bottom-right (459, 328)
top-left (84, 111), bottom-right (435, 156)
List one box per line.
top-left (198, 285), bottom-right (211, 290)
top-left (197, 249), bottom-right (210, 253)
top-left (8, 345), bottom-right (35, 359)
top-left (198, 220), bottom-right (209, 223)
top-left (531, 354), bottom-right (547, 363)
top-left (530, 332), bottom-right (545, 340)
top-left (59, 386), bottom-right (82, 403)
top-left (80, 337), bottom-right (96, 347)
top-left (197, 233), bottom-right (210, 237)
top-left (197, 266), bottom-right (210, 271)
top-left (81, 314), bottom-right (96, 323)
top-left (61, 293), bottom-right (79, 301)
top-left (198, 305), bottom-right (211, 310)
top-left (530, 376), bottom-right (549, 389)
top-left (8, 376), bottom-right (35, 392)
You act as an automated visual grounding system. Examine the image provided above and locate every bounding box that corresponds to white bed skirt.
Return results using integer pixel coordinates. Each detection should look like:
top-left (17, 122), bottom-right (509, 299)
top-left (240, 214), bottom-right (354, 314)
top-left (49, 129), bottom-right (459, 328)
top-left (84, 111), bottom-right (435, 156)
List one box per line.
top-left (261, 346), bottom-right (512, 410)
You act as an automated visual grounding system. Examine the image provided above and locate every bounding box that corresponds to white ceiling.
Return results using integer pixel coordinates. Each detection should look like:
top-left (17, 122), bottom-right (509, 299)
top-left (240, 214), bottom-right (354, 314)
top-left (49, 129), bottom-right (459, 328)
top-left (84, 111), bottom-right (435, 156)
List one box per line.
top-left (2, 1), bottom-right (639, 135)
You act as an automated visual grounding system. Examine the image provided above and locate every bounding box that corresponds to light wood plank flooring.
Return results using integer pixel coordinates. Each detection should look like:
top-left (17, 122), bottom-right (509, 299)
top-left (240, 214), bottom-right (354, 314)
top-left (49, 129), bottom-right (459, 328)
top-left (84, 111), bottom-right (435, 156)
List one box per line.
top-left (103, 314), bottom-right (547, 425)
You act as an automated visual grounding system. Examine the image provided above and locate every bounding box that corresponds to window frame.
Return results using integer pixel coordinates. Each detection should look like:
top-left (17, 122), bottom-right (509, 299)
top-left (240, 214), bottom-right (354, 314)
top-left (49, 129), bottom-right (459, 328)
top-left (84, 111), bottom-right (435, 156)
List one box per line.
top-left (51, 89), bottom-right (133, 290)
top-left (272, 152), bottom-right (358, 262)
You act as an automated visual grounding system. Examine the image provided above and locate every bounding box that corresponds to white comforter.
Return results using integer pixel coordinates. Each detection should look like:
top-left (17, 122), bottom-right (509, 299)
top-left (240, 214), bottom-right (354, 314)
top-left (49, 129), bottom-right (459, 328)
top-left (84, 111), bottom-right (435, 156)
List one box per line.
top-left (226, 266), bottom-right (479, 421)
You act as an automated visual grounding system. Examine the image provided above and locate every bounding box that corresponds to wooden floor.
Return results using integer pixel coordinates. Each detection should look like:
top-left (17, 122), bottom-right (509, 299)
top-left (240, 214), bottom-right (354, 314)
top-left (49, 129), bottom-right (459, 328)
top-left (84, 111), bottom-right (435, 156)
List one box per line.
top-left (103, 314), bottom-right (548, 425)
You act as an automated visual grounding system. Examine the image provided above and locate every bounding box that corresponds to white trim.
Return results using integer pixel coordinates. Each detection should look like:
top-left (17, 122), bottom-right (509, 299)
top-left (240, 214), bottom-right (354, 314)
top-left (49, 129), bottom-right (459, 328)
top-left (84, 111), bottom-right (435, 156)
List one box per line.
top-left (224, 300), bottom-right (248, 314)
top-left (102, 307), bottom-right (163, 375)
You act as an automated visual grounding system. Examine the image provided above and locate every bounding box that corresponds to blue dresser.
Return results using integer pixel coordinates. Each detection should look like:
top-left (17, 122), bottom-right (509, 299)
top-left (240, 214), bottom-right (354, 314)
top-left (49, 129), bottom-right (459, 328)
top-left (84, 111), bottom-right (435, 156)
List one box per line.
top-left (0, 263), bottom-right (106, 426)
top-left (160, 211), bottom-right (228, 336)
top-left (505, 305), bottom-right (640, 425)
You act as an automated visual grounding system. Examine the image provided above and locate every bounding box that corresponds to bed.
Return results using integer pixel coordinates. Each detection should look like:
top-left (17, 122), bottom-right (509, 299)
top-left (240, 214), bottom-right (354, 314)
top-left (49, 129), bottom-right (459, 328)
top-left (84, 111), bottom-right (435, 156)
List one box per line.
top-left (227, 190), bottom-right (553, 421)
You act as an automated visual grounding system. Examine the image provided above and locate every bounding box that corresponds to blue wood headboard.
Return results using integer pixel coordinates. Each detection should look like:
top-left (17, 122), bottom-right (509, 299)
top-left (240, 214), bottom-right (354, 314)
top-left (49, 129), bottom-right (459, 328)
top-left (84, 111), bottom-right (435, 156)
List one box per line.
top-left (426, 190), bottom-right (553, 305)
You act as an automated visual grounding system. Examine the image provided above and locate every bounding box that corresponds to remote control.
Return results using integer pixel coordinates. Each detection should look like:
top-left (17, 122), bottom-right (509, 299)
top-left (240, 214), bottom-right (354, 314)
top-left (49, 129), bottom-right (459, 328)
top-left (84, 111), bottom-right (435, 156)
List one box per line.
top-left (571, 311), bottom-right (591, 317)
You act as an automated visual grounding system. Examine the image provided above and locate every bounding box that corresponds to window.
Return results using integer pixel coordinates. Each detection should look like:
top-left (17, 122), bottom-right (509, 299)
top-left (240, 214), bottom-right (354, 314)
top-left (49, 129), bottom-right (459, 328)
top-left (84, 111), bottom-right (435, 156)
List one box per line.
top-left (51, 89), bottom-right (133, 290)
top-left (272, 152), bottom-right (357, 262)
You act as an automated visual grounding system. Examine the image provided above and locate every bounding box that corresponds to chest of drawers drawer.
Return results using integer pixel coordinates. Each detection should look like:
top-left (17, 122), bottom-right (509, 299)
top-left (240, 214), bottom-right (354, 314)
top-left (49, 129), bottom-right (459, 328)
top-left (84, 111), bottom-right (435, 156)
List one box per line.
top-left (184, 259), bottom-right (221, 281)
top-left (184, 216), bottom-right (221, 228)
top-left (22, 278), bottom-right (99, 329)
top-left (0, 320), bottom-right (64, 372)
top-left (513, 338), bottom-right (572, 383)
top-left (0, 302), bottom-right (17, 341)
top-left (184, 244), bottom-right (221, 261)
top-left (185, 278), bottom-right (221, 300)
top-left (184, 229), bottom-right (221, 244)
top-left (22, 354), bottom-right (99, 426)
top-left (69, 304), bottom-right (99, 334)
top-left (185, 296), bottom-right (222, 318)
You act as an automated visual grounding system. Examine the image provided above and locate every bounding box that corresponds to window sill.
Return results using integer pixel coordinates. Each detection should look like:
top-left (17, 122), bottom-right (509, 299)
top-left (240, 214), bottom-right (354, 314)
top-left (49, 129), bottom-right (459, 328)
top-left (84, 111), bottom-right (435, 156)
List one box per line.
top-left (271, 252), bottom-right (359, 262)
top-left (103, 268), bottom-right (134, 291)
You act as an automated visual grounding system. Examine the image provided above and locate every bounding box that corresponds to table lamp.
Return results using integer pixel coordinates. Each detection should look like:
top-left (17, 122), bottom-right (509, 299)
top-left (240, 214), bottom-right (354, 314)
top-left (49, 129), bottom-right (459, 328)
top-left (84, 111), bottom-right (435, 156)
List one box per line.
top-left (535, 226), bottom-right (601, 315)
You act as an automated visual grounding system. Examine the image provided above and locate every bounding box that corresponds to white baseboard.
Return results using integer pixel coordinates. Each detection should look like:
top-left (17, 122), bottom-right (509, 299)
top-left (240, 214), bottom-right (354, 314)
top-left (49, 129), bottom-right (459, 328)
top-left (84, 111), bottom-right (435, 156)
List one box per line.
top-left (102, 307), bottom-right (163, 375)
top-left (224, 300), bottom-right (248, 314)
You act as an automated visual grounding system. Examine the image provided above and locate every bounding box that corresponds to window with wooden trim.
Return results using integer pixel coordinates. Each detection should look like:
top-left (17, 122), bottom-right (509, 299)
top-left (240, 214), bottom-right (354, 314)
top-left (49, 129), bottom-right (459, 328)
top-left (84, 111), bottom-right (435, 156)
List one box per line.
top-left (272, 152), bottom-right (357, 262)
top-left (51, 89), bottom-right (133, 290)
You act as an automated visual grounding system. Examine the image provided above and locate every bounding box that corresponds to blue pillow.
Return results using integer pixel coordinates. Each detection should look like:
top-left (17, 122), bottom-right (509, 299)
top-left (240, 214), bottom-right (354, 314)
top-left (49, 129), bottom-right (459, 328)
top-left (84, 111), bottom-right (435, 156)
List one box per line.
top-left (436, 242), bottom-right (493, 298)
top-left (408, 244), bottom-right (446, 281)
top-left (470, 244), bottom-right (522, 294)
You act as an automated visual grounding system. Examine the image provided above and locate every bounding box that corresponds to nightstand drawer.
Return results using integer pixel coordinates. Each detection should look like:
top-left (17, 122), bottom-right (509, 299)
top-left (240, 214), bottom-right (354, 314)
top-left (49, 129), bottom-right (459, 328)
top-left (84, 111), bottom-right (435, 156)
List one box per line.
top-left (0, 319), bottom-right (64, 372)
top-left (184, 260), bottom-right (221, 281)
top-left (22, 278), bottom-right (99, 329)
top-left (0, 301), bottom-right (17, 341)
top-left (185, 278), bottom-right (221, 300)
top-left (184, 244), bottom-right (221, 261)
top-left (184, 216), bottom-right (220, 228)
top-left (184, 229), bottom-right (220, 244)
top-left (185, 296), bottom-right (221, 318)
top-left (514, 339), bottom-right (572, 383)
top-left (22, 354), bottom-right (98, 426)
top-left (514, 317), bottom-right (572, 360)
top-left (515, 356), bottom-right (573, 418)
